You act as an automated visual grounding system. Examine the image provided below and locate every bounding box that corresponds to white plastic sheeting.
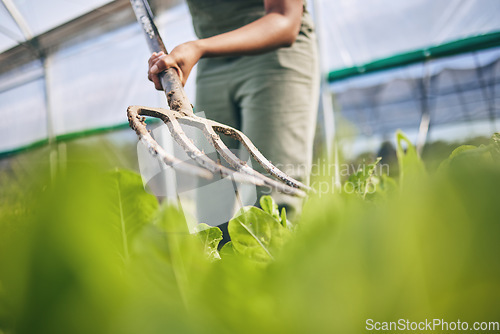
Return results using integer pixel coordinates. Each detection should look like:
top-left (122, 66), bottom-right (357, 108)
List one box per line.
top-left (0, 61), bottom-right (45, 152)
top-left (314, 0), bottom-right (500, 72)
top-left (332, 47), bottom-right (500, 160)
top-left (330, 48), bottom-right (500, 93)
top-left (49, 24), bottom-right (159, 135)
top-left (46, 4), bottom-right (197, 136)
top-left (1, 0), bottom-right (500, 155)
top-left (0, 3), bottom-right (23, 52)
top-left (0, 76), bottom-right (47, 151)
top-left (0, 2), bottom-right (197, 154)
top-left (11, 0), bottom-right (113, 36)
top-left (309, 0), bottom-right (500, 155)
top-left (0, 0), bottom-right (115, 53)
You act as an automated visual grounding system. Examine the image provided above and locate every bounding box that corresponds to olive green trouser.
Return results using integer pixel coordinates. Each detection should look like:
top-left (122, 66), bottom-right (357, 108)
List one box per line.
top-left (194, 29), bottom-right (319, 225)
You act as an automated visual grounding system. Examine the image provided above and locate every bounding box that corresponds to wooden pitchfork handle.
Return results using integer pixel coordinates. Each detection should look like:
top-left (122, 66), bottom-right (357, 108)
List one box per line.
top-left (129, 0), bottom-right (193, 116)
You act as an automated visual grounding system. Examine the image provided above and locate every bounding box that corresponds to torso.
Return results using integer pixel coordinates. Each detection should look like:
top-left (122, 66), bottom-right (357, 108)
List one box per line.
top-left (186, 0), bottom-right (309, 39)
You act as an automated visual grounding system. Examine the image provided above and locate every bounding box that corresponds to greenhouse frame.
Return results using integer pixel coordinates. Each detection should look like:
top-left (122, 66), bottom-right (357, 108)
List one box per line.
top-left (1, 0), bottom-right (499, 159)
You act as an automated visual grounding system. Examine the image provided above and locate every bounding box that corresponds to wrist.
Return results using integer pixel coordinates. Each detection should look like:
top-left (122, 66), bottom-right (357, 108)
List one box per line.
top-left (194, 39), bottom-right (215, 58)
top-left (189, 39), bottom-right (207, 59)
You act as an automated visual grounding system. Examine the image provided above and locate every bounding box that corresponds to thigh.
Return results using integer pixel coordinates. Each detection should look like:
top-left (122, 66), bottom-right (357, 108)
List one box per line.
top-left (194, 61), bottom-right (241, 226)
top-left (235, 51), bottom-right (319, 215)
top-left (195, 59), bottom-right (241, 147)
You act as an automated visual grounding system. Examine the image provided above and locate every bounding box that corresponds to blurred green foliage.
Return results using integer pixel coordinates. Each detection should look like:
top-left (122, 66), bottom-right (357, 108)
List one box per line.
top-left (0, 132), bottom-right (499, 334)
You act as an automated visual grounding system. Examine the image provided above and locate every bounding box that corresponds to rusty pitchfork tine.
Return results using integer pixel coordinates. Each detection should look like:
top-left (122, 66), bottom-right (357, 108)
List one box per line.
top-left (206, 119), bottom-right (311, 191)
top-left (128, 0), bottom-right (309, 197)
top-left (179, 115), bottom-right (311, 191)
top-left (172, 112), bottom-right (309, 195)
top-left (128, 106), bottom-right (307, 197)
top-left (128, 105), bottom-right (263, 185)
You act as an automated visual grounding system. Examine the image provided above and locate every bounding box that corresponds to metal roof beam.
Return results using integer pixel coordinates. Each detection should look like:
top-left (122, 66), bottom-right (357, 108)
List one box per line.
top-left (0, 0), bottom-right (181, 76)
top-left (1, 0), bottom-right (33, 40)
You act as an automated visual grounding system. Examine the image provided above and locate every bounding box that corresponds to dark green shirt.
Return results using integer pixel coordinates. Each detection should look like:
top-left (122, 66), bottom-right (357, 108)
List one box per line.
top-left (186, 0), bottom-right (312, 40)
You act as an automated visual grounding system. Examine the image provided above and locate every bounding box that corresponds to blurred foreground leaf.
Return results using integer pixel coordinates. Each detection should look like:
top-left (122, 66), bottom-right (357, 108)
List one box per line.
top-left (396, 130), bottom-right (426, 186)
top-left (105, 169), bottom-right (158, 262)
top-left (1, 133), bottom-right (499, 334)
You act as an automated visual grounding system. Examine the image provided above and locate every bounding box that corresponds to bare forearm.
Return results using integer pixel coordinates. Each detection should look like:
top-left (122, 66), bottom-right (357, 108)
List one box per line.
top-left (195, 4), bottom-right (303, 58)
top-left (148, 0), bottom-right (303, 88)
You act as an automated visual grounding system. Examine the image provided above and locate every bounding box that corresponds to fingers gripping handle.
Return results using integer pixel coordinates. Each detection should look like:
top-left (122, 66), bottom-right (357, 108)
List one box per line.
top-left (129, 0), bottom-right (194, 116)
top-left (161, 69), bottom-right (194, 116)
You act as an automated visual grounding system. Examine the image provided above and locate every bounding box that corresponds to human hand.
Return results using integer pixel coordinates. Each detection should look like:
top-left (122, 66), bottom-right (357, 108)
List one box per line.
top-left (148, 41), bottom-right (203, 90)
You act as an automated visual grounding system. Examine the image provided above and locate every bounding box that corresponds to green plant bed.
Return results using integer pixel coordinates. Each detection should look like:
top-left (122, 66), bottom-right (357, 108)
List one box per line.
top-left (0, 132), bottom-right (499, 334)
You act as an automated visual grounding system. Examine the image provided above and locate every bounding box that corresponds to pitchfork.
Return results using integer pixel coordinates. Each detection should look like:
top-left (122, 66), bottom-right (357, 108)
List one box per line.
top-left (127, 0), bottom-right (309, 197)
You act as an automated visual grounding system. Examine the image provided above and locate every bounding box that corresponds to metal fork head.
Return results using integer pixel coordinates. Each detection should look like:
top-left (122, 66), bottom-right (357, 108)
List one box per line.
top-left (127, 105), bottom-right (308, 197)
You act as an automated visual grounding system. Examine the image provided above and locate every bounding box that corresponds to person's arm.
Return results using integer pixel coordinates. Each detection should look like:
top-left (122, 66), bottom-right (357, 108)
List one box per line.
top-left (148, 0), bottom-right (303, 89)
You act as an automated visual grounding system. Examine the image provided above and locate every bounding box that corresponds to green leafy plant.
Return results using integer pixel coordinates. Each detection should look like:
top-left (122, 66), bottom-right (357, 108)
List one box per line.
top-left (1, 132), bottom-right (499, 334)
top-left (395, 130), bottom-right (426, 186)
top-left (194, 223), bottom-right (223, 260)
top-left (259, 195), bottom-right (288, 228)
top-left (106, 169), bottom-right (158, 262)
top-left (227, 206), bottom-right (291, 262)
top-left (346, 156), bottom-right (382, 198)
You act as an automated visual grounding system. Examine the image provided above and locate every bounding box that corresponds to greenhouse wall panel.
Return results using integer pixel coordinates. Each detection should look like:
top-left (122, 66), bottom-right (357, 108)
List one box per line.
top-left (0, 78), bottom-right (46, 152)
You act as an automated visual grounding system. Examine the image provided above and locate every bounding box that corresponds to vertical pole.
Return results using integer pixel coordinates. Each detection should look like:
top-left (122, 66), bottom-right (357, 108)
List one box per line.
top-left (41, 54), bottom-right (61, 182)
top-left (473, 52), bottom-right (497, 133)
top-left (450, 70), bottom-right (472, 125)
top-left (1, 0), bottom-right (32, 39)
top-left (416, 61), bottom-right (432, 155)
top-left (1, 0), bottom-right (62, 181)
top-left (311, 0), bottom-right (341, 190)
